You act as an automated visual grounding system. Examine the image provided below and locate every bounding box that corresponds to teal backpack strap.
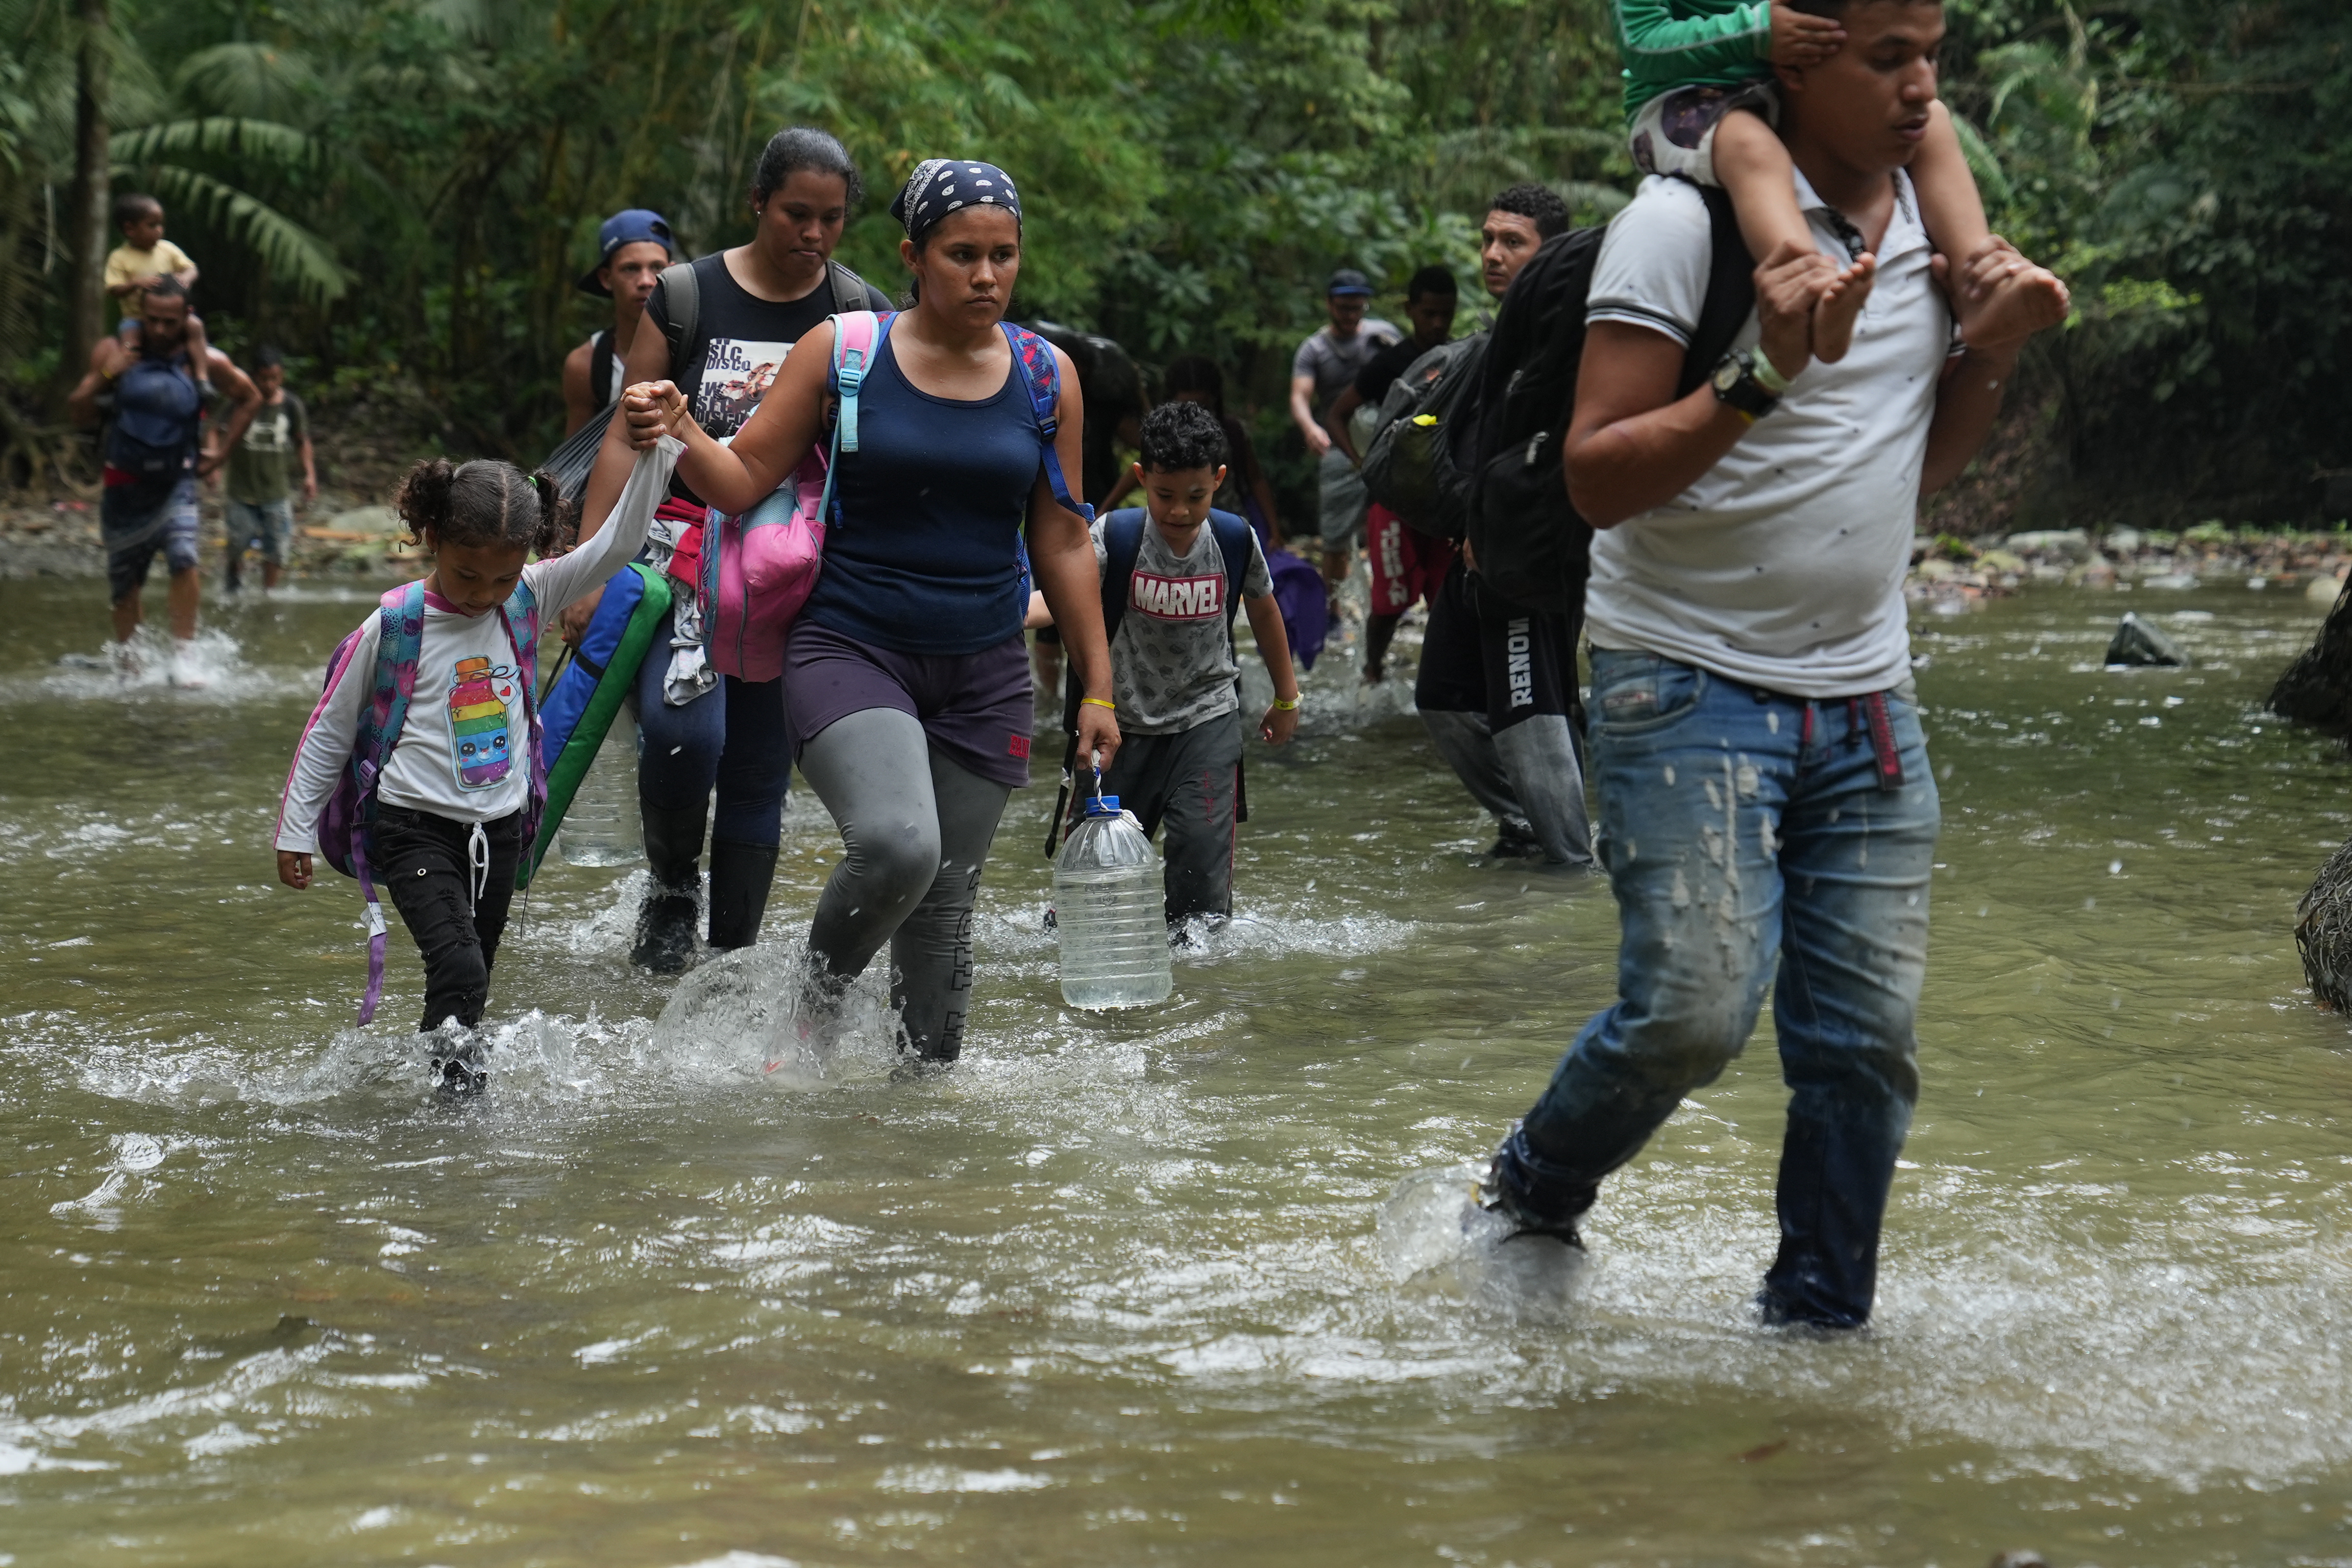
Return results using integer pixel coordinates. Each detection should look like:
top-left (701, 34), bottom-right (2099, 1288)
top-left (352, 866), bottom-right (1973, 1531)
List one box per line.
top-left (819, 310), bottom-right (888, 531)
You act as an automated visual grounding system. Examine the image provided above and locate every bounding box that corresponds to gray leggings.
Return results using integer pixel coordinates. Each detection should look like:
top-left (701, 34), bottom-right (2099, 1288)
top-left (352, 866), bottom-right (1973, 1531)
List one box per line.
top-left (797, 707), bottom-right (1012, 1060)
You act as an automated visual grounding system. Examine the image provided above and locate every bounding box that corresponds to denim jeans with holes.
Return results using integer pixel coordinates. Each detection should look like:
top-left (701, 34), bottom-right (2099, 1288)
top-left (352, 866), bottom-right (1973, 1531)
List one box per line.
top-left (1490, 648), bottom-right (1940, 1328)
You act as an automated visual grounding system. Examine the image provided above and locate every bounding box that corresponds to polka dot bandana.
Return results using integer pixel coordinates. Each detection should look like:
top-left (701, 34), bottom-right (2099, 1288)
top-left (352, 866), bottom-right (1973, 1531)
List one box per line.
top-left (889, 158), bottom-right (1022, 242)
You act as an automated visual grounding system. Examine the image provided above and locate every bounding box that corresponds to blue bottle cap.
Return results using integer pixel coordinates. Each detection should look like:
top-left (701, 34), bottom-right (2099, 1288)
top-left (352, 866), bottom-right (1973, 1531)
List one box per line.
top-left (1083, 795), bottom-right (1122, 817)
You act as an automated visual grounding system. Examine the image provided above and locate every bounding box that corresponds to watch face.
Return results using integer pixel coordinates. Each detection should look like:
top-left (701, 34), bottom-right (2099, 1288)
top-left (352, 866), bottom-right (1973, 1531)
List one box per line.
top-left (1713, 354), bottom-right (1743, 393)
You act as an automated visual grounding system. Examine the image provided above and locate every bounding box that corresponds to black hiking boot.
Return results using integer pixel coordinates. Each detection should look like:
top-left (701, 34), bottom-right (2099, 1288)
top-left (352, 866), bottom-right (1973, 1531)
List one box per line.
top-left (1473, 1129), bottom-right (1588, 1248)
top-left (1487, 821), bottom-right (1544, 861)
top-left (705, 838), bottom-right (780, 951)
top-left (633, 803), bottom-right (706, 974)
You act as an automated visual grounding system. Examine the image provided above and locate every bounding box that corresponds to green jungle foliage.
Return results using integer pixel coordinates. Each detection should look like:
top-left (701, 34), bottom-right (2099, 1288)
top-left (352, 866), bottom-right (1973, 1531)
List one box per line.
top-left (1, 0), bottom-right (2344, 522)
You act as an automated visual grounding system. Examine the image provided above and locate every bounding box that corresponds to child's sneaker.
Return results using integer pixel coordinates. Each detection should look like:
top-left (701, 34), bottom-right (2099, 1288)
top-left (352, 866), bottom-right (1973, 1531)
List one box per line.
top-left (430, 1046), bottom-right (487, 1097)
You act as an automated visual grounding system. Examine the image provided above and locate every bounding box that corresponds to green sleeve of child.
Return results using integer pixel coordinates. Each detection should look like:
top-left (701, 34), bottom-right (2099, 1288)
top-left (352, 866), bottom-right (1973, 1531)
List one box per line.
top-left (1614, 0), bottom-right (1773, 118)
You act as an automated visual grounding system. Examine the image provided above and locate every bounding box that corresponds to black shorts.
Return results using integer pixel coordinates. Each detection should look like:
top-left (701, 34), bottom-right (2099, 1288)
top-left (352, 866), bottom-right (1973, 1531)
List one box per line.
top-left (1412, 555), bottom-right (1583, 732)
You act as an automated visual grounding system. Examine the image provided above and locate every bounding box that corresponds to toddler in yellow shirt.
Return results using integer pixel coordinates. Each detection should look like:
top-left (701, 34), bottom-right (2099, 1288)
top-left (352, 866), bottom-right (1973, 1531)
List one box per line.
top-left (106, 193), bottom-right (212, 392)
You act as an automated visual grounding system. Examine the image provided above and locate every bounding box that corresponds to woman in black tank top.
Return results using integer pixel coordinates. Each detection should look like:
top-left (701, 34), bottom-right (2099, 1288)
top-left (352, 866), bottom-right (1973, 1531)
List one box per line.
top-left (570, 129), bottom-right (890, 976)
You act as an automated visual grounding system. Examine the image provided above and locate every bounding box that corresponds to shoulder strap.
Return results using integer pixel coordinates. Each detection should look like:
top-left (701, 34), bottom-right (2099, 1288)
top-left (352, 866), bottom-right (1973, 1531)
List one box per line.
top-left (361, 579), bottom-right (426, 774)
top-left (828, 310), bottom-right (887, 453)
top-left (828, 259), bottom-right (878, 315)
top-left (589, 329), bottom-right (615, 407)
top-left (1002, 323), bottom-right (1093, 524)
top-left (1677, 184), bottom-right (1760, 398)
top-left (656, 260), bottom-right (703, 380)
top-left (815, 310), bottom-right (886, 533)
top-left (499, 580), bottom-right (548, 815)
top-left (1100, 507), bottom-right (1148, 648)
top-left (1208, 510), bottom-right (1254, 627)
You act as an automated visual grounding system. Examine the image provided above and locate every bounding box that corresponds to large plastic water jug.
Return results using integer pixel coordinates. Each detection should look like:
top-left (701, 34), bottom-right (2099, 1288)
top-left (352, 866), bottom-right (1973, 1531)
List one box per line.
top-left (1052, 795), bottom-right (1172, 1010)
top-left (559, 723), bottom-right (644, 867)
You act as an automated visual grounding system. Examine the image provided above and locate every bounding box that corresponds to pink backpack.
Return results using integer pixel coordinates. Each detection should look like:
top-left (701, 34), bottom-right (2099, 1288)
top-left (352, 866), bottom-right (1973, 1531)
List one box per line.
top-left (698, 310), bottom-right (882, 681)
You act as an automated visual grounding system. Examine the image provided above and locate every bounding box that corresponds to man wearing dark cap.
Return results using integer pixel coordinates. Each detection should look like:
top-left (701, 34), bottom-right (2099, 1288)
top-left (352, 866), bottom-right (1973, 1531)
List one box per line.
top-left (1289, 268), bottom-right (1398, 599)
top-left (562, 208), bottom-right (675, 435)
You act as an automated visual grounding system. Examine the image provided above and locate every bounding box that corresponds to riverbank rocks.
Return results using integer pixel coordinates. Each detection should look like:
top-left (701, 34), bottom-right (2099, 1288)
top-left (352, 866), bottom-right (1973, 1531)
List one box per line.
top-left (2296, 838), bottom-right (2352, 1011)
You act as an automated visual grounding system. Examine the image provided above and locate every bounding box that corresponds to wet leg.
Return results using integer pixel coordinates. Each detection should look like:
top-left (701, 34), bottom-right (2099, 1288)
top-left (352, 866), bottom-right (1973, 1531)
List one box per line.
top-left (1760, 695), bottom-right (1937, 1329)
top-left (887, 746), bottom-right (1011, 1060)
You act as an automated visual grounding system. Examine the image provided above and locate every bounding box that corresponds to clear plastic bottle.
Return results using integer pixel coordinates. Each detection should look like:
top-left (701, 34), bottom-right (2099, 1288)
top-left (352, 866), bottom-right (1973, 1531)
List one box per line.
top-left (1052, 795), bottom-right (1172, 1010)
top-left (558, 722), bottom-right (644, 868)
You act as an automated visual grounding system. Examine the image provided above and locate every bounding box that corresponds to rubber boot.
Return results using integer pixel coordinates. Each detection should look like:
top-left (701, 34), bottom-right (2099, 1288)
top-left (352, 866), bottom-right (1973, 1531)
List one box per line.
top-left (1492, 714), bottom-right (1595, 868)
top-left (706, 838), bottom-right (780, 950)
top-left (632, 802), bottom-right (706, 974)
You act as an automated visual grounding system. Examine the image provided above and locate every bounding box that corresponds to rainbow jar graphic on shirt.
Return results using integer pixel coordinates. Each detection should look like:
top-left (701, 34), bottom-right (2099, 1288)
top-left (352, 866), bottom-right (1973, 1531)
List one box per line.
top-left (447, 656), bottom-right (519, 789)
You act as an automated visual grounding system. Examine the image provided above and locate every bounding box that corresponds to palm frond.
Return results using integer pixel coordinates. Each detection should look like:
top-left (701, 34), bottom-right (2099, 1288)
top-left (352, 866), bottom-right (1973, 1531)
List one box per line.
top-left (110, 117), bottom-right (327, 171)
top-left (172, 43), bottom-right (321, 120)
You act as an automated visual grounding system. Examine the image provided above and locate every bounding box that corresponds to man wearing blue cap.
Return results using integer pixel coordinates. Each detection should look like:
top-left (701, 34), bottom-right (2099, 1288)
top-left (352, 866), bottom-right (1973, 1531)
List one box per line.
top-left (1289, 267), bottom-right (1398, 603)
top-left (562, 208), bottom-right (675, 435)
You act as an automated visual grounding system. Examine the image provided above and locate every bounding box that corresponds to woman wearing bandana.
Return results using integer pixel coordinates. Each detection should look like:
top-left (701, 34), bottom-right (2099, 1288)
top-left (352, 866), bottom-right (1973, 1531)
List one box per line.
top-left (623, 159), bottom-right (1120, 1063)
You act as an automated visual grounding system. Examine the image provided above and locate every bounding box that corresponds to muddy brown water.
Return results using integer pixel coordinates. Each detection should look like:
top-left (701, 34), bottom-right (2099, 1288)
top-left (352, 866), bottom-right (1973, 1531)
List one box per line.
top-left (1, 576), bottom-right (2348, 1565)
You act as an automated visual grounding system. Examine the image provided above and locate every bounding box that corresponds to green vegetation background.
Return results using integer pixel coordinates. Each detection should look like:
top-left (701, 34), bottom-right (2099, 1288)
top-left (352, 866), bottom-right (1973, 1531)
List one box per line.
top-left (3, 0), bottom-right (2344, 528)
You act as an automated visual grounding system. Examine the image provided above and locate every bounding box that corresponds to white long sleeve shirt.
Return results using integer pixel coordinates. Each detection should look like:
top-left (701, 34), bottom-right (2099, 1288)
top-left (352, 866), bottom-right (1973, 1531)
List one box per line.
top-left (276, 438), bottom-right (681, 853)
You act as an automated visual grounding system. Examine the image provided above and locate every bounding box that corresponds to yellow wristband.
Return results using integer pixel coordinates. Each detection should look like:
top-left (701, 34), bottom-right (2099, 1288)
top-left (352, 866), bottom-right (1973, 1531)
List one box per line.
top-left (1082, 696), bottom-right (1116, 712)
top-left (1270, 697), bottom-right (1300, 711)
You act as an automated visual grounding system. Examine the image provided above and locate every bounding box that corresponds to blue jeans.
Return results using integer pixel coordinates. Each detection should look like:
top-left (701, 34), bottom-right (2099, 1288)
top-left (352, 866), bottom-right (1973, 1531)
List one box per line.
top-left (633, 606), bottom-right (792, 846)
top-left (1491, 649), bottom-right (1939, 1328)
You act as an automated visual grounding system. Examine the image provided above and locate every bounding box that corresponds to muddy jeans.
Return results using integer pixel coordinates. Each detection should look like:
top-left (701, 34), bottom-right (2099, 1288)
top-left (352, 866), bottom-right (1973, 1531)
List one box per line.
top-left (1489, 649), bottom-right (1938, 1328)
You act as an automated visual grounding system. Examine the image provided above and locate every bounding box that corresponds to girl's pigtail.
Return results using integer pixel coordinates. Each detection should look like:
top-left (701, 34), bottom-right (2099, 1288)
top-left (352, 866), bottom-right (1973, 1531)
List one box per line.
top-left (394, 458), bottom-right (455, 548)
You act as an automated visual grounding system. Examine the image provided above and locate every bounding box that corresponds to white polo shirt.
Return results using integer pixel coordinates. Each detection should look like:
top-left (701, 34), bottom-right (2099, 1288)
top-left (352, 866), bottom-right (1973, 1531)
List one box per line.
top-left (1583, 169), bottom-right (1950, 698)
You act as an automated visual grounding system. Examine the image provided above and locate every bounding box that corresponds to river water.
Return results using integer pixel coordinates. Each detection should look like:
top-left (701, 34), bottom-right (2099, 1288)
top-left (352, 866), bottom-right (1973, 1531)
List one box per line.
top-left (2, 575), bottom-right (2347, 1566)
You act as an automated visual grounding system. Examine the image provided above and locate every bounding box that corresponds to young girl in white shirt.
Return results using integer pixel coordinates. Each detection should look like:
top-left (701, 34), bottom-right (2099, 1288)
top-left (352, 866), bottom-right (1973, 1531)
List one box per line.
top-left (275, 437), bottom-right (678, 1090)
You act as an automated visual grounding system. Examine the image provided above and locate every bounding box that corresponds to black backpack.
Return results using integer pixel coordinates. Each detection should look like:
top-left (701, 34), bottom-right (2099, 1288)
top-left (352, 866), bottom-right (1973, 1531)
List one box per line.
top-left (1464, 185), bottom-right (1754, 614)
top-left (542, 256), bottom-right (882, 500)
top-left (1358, 334), bottom-right (1488, 541)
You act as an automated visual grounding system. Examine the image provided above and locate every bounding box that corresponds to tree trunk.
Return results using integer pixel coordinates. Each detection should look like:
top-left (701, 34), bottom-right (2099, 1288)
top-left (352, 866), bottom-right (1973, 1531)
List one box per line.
top-left (56, 0), bottom-right (112, 407)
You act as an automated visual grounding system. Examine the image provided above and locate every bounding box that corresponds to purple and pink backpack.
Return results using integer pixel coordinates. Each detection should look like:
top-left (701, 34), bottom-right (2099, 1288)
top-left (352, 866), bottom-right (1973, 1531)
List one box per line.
top-left (280, 578), bottom-right (546, 1024)
top-left (695, 310), bottom-right (1085, 680)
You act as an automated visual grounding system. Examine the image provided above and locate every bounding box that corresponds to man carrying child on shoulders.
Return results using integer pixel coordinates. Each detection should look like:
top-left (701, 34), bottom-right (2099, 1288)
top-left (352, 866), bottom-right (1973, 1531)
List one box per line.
top-left (1476, 0), bottom-right (2068, 1331)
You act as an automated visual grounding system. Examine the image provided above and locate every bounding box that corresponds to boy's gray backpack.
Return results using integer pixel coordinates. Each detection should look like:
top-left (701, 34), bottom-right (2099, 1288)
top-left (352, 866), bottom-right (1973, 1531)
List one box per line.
top-left (1358, 333), bottom-right (1488, 542)
top-left (539, 257), bottom-right (879, 501)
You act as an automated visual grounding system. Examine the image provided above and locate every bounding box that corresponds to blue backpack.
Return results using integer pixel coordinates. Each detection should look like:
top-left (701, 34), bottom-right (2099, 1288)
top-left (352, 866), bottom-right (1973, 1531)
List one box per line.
top-left (1043, 506), bottom-right (1256, 855)
top-left (107, 350), bottom-right (202, 481)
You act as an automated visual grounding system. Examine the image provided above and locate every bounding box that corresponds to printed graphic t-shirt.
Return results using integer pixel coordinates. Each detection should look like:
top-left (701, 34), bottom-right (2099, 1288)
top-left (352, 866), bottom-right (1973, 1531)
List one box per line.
top-left (1093, 511), bottom-right (1273, 735)
top-left (274, 440), bottom-right (681, 852)
top-left (226, 391), bottom-right (308, 505)
top-left (644, 254), bottom-right (891, 508)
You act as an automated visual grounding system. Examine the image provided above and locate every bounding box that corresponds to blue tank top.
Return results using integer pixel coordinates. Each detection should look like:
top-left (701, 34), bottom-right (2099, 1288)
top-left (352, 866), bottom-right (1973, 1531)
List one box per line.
top-left (800, 334), bottom-right (1039, 656)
